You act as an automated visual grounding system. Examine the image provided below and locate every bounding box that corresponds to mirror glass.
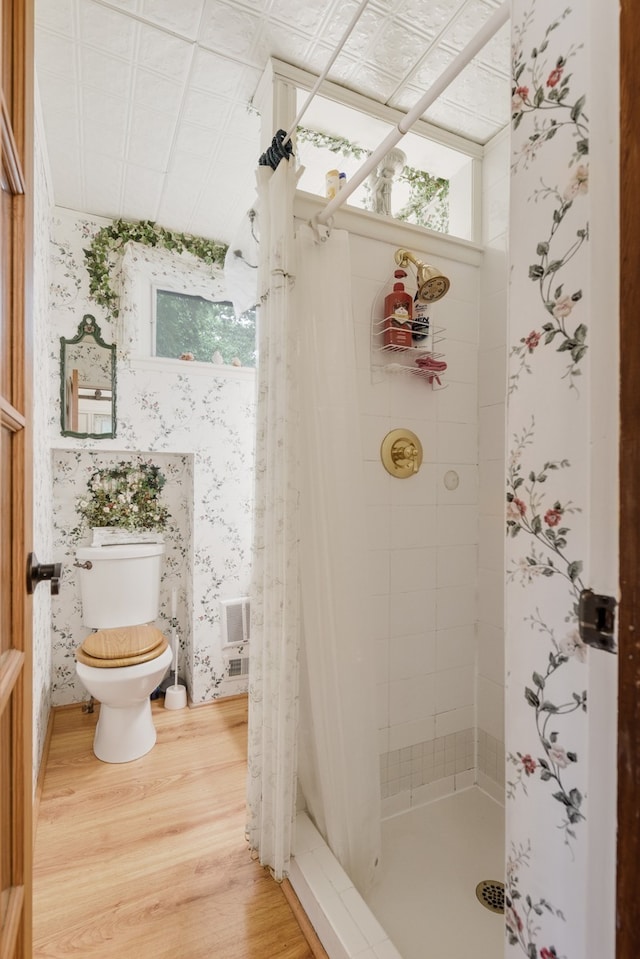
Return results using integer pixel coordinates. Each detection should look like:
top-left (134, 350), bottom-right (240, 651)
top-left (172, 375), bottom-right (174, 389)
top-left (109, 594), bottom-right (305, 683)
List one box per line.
top-left (60, 314), bottom-right (116, 438)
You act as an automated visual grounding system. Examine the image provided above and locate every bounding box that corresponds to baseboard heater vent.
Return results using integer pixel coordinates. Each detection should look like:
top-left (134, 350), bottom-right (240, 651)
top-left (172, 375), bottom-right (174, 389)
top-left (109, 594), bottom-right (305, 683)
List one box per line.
top-left (228, 657), bottom-right (250, 678)
top-left (221, 596), bottom-right (250, 648)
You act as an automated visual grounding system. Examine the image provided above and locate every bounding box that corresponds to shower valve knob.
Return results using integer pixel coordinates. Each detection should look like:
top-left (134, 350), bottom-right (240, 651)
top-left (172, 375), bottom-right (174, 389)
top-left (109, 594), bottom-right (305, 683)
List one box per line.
top-left (26, 552), bottom-right (62, 596)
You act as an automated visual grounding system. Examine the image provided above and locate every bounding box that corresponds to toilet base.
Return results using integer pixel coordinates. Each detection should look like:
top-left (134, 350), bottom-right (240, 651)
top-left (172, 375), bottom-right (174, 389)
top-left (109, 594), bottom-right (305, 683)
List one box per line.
top-left (93, 698), bottom-right (157, 763)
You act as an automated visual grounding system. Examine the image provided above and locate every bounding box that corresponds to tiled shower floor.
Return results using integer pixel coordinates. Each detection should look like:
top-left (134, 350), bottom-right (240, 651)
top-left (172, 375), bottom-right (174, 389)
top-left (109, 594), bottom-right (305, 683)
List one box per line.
top-left (364, 787), bottom-right (505, 959)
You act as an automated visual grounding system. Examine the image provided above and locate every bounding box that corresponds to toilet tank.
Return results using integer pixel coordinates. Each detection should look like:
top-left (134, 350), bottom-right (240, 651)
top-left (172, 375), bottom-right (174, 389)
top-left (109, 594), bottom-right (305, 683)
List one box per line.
top-left (76, 543), bottom-right (165, 629)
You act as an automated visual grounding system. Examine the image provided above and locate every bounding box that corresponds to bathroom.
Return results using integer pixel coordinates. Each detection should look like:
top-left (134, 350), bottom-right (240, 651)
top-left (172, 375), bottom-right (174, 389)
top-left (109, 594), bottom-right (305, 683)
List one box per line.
top-left (23, 1), bottom-right (621, 957)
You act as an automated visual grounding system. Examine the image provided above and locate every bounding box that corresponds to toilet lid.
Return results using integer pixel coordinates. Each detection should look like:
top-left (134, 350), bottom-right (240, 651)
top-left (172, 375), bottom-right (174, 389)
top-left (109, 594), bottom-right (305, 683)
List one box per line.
top-left (76, 625), bottom-right (169, 668)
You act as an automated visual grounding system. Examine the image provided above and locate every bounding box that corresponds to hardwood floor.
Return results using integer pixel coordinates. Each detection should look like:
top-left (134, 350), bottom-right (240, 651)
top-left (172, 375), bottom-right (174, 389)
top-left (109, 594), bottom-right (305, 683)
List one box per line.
top-left (33, 696), bottom-right (317, 959)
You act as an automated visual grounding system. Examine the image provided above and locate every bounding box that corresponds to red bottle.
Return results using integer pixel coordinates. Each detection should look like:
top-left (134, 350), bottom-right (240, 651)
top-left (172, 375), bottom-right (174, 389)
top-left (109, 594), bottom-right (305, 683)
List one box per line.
top-left (383, 270), bottom-right (413, 348)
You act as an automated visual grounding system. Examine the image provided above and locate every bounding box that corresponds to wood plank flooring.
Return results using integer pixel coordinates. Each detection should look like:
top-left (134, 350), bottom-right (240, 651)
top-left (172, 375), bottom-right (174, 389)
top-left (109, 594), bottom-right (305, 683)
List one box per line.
top-left (33, 696), bottom-right (316, 959)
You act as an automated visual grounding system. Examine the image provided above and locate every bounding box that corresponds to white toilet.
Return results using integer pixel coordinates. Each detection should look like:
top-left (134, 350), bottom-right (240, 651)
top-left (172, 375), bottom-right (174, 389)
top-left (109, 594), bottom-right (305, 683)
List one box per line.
top-left (74, 542), bottom-right (173, 764)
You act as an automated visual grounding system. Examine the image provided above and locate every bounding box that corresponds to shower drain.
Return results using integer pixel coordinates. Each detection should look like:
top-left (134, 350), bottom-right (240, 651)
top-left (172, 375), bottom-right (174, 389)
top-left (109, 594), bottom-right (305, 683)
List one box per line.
top-left (475, 880), bottom-right (505, 914)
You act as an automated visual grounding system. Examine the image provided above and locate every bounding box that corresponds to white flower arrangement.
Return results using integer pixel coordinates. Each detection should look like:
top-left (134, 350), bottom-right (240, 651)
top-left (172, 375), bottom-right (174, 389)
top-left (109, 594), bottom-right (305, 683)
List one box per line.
top-left (76, 461), bottom-right (170, 532)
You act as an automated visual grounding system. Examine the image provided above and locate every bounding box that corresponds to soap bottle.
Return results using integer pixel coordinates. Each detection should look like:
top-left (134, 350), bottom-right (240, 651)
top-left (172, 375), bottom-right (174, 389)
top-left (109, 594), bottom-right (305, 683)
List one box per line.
top-left (326, 169), bottom-right (340, 199)
top-left (383, 269), bottom-right (413, 348)
top-left (412, 292), bottom-right (430, 344)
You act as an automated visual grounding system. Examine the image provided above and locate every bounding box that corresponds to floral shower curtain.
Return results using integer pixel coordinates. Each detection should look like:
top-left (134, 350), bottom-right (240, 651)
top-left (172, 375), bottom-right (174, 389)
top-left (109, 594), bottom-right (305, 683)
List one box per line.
top-left (246, 160), bottom-right (301, 879)
top-left (247, 163), bottom-right (381, 889)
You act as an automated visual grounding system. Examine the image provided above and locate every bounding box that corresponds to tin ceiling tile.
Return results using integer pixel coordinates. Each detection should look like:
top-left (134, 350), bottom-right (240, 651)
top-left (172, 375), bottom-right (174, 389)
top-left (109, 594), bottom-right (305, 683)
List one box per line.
top-left (397, 0), bottom-right (462, 29)
top-left (224, 102), bottom-right (261, 140)
top-left (133, 69), bottom-right (185, 114)
top-left (35, 29), bottom-right (77, 80)
top-left (127, 104), bottom-right (178, 169)
top-left (99, 0), bottom-right (141, 12)
top-left (367, 20), bottom-right (427, 78)
top-left (331, 8), bottom-right (382, 58)
top-left (199, 1), bottom-right (265, 62)
top-left (190, 49), bottom-right (261, 103)
top-left (171, 121), bottom-right (221, 158)
top-left (122, 164), bottom-right (165, 220)
top-left (138, 22), bottom-right (194, 81)
top-left (83, 150), bottom-right (125, 213)
top-left (139, 0), bottom-right (205, 40)
top-left (477, 22), bottom-right (510, 73)
top-left (181, 89), bottom-right (233, 129)
top-left (252, 25), bottom-right (312, 73)
top-left (343, 62), bottom-right (401, 102)
top-left (444, 0), bottom-right (498, 50)
top-left (81, 89), bottom-right (129, 158)
top-left (78, 1), bottom-right (137, 59)
top-left (44, 136), bottom-right (85, 206)
top-left (35, 0), bottom-right (76, 37)
top-left (36, 69), bottom-right (78, 118)
top-left (79, 47), bottom-right (133, 99)
top-left (267, 0), bottom-right (328, 35)
top-left (38, 107), bottom-right (81, 153)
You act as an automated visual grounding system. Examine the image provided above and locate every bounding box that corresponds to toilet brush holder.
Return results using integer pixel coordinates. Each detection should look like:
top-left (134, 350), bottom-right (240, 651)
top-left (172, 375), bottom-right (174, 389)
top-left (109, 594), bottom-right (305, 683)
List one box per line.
top-left (164, 683), bottom-right (187, 710)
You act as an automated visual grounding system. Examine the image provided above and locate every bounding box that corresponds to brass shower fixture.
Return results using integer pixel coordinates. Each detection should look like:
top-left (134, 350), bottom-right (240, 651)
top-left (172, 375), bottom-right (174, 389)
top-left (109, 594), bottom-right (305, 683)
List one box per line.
top-left (394, 249), bottom-right (450, 303)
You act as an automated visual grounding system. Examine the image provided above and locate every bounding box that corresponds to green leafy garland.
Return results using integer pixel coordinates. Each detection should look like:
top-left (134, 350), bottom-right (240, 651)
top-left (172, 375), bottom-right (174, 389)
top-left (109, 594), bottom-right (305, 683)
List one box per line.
top-left (75, 461), bottom-right (171, 531)
top-left (296, 126), bottom-right (449, 232)
top-left (84, 219), bottom-right (228, 317)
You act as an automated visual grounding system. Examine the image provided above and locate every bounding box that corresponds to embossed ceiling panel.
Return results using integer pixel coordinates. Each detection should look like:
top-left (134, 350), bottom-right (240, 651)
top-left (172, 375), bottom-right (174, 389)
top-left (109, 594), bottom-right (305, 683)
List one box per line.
top-left (35, 0), bottom-right (510, 244)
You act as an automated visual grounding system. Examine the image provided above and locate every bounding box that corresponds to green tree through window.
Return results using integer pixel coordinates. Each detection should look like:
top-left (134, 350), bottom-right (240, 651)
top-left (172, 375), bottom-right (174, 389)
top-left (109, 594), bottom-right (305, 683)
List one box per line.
top-left (155, 290), bottom-right (256, 367)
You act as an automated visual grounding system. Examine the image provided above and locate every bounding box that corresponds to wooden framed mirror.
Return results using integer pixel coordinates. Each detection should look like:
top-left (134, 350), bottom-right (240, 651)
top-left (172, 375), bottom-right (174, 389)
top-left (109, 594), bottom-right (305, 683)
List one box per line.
top-left (60, 314), bottom-right (116, 438)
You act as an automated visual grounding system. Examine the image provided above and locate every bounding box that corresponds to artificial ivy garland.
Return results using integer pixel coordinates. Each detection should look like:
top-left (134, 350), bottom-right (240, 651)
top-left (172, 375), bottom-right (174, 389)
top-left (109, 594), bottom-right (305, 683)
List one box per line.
top-left (296, 126), bottom-right (450, 232)
top-left (84, 219), bottom-right (228, 317)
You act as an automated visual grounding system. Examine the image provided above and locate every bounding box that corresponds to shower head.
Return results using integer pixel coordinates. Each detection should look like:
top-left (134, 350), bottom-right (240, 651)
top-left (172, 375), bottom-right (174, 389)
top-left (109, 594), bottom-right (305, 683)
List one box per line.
top-left (394, 249), bottom-right (450, 303)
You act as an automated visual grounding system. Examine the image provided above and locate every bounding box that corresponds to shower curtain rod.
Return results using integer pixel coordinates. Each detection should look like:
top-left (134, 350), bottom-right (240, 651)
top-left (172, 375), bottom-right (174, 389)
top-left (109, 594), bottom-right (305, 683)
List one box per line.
top-left (282, 0), bottom-right (373, 146)
top-left (315, 0), bottom-right (510, 227)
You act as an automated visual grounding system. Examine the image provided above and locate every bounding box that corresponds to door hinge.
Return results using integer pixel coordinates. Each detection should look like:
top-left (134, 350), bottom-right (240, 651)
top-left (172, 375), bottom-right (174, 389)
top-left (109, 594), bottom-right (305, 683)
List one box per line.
top-left (578, 588), bottom-right (617, 654)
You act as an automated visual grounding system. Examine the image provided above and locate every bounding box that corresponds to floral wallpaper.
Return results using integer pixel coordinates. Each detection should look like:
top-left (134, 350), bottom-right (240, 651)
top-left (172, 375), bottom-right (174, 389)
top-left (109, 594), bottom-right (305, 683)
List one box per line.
top-left (506, 2), bottom-right (598, 956)
top-left (48, 207), bottom-right (255, 707)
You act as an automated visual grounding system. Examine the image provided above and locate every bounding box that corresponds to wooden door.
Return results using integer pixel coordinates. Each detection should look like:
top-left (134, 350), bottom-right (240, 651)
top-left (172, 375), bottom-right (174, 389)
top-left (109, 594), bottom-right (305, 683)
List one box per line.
top-left (618, 3), bottom-right (640, 955)
top-left (0, 0), bottom-right (33, 957)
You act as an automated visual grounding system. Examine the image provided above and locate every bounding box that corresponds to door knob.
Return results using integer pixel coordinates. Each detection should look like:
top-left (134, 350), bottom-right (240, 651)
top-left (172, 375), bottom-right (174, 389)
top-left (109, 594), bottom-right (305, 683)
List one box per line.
top-left (26, 552), bottom-right (62, 596)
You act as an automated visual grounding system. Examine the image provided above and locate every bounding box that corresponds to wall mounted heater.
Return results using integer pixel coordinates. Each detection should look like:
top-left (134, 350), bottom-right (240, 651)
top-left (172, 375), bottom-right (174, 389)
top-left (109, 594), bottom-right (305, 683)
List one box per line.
top-left (220, 597), bottom-right (250, 648)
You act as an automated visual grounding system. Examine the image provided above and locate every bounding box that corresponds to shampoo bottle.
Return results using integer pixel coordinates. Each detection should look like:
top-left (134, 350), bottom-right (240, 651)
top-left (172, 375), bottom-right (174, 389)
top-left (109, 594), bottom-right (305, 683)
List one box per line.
top-left (412, 293), bottom-right (430, 344)
top-left (383, 270), bottom-right (413, 349)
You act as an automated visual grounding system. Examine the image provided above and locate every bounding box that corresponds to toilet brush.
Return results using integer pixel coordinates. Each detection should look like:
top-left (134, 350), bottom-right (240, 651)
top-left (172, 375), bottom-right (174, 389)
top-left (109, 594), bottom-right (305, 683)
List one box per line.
top-left (164, 609), bottom-right (187, 710)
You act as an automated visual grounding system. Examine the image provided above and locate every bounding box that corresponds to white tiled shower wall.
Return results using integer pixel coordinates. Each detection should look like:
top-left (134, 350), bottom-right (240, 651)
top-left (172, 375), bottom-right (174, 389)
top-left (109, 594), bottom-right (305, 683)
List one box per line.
top-left (477, 130), bottom-right (508, 800)
top-left (349, 132), bottom-right (508, 814)
top-left (350, 228), bottom-right (482, 817)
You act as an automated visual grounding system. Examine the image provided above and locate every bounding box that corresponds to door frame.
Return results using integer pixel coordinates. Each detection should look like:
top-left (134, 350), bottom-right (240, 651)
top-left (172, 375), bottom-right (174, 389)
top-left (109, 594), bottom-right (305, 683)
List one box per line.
top-left (0, 0), bottom-right (34, 956)
top-left (617, 1), bottom-right (639, 956)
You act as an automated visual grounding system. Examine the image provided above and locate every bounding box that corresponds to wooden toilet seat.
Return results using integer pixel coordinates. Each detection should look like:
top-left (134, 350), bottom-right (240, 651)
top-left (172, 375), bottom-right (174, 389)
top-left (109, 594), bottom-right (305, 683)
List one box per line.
top-left (76, 624), bottom-right (169, 668)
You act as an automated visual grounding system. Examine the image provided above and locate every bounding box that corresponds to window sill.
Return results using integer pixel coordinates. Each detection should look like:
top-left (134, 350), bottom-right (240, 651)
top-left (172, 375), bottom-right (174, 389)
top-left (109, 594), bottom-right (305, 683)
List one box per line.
top-left (126, 356), bottom-right (256, 377)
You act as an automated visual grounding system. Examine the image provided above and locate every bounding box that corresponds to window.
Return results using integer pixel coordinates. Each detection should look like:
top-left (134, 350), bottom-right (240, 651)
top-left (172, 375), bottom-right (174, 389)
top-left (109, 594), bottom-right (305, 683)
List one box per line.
top-left (154, 290), bottom-right (257, 367)
top-left (292, 90), bottom-right (479, 242)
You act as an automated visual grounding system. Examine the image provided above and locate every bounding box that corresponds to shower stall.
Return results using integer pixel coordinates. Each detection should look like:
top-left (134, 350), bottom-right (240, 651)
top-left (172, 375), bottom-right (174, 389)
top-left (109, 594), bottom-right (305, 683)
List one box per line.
top-left (285, 145), bottom-right (508, 956)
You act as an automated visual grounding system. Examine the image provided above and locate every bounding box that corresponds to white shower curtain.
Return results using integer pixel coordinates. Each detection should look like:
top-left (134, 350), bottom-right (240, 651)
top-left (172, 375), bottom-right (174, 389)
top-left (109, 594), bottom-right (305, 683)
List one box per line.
top-left (247, 161), bottom-right (380, 892)
top-left (296, 224), bottom-right (381, 894)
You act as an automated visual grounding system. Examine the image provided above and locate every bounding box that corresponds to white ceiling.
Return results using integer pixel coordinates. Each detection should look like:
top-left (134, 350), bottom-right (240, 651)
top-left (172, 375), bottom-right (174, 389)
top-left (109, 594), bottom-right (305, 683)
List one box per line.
top-left (35, 0), bottom-right (510, 245)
